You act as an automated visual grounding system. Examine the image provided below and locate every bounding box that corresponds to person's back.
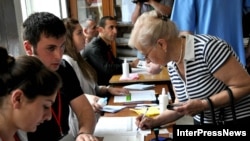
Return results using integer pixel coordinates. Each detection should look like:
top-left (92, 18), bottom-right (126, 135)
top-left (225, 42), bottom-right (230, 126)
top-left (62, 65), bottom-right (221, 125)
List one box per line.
top-left (171, 0), bottom-right (250, 65)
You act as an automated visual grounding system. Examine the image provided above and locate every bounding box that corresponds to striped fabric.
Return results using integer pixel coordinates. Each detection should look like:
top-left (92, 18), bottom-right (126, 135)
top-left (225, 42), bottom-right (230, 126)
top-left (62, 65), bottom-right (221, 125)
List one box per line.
top-left (167, 34), bottom-right (250, 123)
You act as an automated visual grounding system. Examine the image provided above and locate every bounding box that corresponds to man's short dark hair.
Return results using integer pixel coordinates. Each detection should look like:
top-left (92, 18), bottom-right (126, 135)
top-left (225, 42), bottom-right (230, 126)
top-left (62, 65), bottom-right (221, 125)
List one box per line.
top-left (22, 12), bottom-right (66, 48)
top-left (98, 16), bottom-right (116, 28)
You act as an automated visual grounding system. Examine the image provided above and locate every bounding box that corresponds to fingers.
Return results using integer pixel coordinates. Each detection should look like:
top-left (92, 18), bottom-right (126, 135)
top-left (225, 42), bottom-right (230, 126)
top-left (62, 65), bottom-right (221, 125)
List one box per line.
top-left (76, 134), bottom-right (98, 141)
top-left (174, 100), bottom-right (204, 116)
top-left (136, 114), bottom-right (151, 130)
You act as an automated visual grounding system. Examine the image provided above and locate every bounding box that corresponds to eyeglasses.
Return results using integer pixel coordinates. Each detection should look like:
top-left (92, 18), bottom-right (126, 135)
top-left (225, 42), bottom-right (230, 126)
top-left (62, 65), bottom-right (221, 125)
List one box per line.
top-left (143, 47), bottom-right (154, 61)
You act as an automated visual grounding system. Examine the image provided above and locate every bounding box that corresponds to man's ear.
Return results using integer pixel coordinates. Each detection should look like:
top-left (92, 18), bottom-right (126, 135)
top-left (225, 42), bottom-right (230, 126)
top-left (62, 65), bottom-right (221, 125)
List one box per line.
top-left (83, 28), bottom-right (88, 36)
top-left (23, 40), bottom-right (34, 56)
top-left (97, 26), bottom-right (103, 33)
top-left (11, 89), bottom-right (24, 109)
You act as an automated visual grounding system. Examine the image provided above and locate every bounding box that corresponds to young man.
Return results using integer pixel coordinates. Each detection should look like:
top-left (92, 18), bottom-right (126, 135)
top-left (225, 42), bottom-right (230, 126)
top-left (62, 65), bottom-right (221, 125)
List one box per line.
top-left (22, 12), bottom-right (97, 141)
top-left (83, 16), bottom-right (139, 85)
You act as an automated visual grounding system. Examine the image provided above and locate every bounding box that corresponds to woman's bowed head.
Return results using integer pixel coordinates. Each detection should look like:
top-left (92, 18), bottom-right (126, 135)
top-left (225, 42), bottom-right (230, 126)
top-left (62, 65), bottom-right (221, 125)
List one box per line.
top-left (0, 46), bottom-right (62, 140)
top-left (128, 10), bottom-right (181, 66)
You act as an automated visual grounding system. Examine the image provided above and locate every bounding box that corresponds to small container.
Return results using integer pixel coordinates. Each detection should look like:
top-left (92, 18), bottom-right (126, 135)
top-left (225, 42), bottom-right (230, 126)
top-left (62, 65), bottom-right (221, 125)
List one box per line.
top-left (158, 88), bottom-right (168, 114)
top-left (122, 58), bottom-right (129, 78)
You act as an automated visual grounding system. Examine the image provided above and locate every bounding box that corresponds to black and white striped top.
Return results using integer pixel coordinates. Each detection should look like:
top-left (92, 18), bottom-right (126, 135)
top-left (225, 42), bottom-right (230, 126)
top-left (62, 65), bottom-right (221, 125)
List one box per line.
top-left (167, 34), bottom-right (250, 123)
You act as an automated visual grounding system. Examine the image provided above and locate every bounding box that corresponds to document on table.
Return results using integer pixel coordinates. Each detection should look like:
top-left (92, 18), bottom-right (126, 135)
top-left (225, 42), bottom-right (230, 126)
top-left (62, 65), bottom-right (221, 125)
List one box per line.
top-left (101, 105), bottom-right (126, 113)
top-left (94, 116), bottom-right (138, 136)
top-left (94, 116), bottom-right (169, 141)
top-left (114, 90), bottom-right (156, 103)
top-left (94, 116), bottom-right (146, 141)
top-left (123, 83), bottom-right (155, 90)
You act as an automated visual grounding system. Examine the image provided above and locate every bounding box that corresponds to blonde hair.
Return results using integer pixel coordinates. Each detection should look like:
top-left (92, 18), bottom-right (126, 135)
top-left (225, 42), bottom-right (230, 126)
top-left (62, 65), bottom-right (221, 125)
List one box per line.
top-left (128, 10), bottom-right (179, 49)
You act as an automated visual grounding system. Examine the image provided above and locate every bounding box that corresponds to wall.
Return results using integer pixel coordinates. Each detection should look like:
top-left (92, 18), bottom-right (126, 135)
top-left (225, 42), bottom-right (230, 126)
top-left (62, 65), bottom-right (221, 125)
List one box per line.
top-left (0, 0), bottom-right (25, 56)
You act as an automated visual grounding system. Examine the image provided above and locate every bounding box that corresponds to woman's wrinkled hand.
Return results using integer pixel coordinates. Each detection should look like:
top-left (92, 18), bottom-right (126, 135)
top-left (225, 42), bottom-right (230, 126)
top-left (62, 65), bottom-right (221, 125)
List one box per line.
top-left (174, 99), bottom-right (206, 116)
top-left (135, 114), bottom-right (155, 130)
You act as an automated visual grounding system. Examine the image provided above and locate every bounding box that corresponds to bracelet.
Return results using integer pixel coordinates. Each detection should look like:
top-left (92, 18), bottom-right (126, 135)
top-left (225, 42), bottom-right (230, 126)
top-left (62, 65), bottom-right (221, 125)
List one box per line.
top-left (75, 132), bottom-right (91, 139)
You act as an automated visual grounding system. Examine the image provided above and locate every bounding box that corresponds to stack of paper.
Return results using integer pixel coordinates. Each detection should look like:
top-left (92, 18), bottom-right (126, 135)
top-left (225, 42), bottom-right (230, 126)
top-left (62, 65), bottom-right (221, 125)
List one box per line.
top-left (101, 105), bottom-right (126, 113)
top-left (123, 83), bottom-right (155, 90)
top-left (94, 116), bottom-right (169, 140)
top-left (114, 90), bottom-right (156, 103)
top-left (94, 117), bottom-right (138, 136)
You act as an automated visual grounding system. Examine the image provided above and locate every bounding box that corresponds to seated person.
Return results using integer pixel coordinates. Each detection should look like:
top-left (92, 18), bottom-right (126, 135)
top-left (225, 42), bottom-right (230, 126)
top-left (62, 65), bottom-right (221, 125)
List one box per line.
top-left (83, 16), bottom-right (139, 85)
top-left (62, 18), bottom-right (130, 137)
top-left (22, 12), bottom-right (97, 141)
top-left (81, 18), bottom-right (99, 45)
top-left (0, 46), bottom-right (62, 141)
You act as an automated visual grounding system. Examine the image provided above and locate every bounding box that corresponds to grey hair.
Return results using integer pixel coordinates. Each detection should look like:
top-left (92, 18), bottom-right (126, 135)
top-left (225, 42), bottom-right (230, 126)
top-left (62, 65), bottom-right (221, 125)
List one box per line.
top-left (81, 18), bottom-right (96, 29)
top-left (128, 10), bottom-right (179, 49)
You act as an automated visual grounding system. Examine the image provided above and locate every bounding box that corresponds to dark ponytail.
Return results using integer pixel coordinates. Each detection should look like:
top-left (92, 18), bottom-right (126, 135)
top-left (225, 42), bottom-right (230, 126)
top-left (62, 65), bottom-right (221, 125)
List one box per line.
top-left (0, 46), bottom-right (62, 104)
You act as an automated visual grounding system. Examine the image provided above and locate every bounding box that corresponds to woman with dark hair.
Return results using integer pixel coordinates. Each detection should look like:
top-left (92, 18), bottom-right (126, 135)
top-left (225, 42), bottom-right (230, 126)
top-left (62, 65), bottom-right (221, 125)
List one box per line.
top-left (62, 18), bottom-right (130, 137)
top-left (0, 46), bottom-right (62, 141)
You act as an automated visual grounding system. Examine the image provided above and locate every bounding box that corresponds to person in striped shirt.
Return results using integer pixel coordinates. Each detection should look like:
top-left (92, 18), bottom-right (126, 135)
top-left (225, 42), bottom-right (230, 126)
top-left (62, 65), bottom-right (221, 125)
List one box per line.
top-left (128, 10), bottom-right (250, 128)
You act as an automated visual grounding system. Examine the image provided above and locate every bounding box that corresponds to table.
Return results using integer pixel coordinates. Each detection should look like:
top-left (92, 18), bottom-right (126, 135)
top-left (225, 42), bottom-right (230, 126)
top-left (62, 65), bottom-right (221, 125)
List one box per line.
top-left (103, 84), bottom-right (173, 141)
top-left (109, 67), bottom-right (170, 85)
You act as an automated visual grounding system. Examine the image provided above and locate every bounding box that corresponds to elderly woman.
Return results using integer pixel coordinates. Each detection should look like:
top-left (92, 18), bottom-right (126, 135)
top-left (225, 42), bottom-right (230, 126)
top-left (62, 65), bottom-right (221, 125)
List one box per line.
top-left (129, 10), bottom-right (250, 128)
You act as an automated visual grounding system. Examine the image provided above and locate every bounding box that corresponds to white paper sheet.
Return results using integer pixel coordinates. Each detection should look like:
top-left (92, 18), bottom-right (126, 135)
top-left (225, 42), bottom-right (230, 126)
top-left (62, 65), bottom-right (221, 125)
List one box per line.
top-left (94, 117), bottom-right (138, 136)
top-left (94, 116), bottom-right (169, 141)
top-left (114, 90), bottom-right (156, 103)
top-left (101, 105), bottom-right (126, 113)
top-left (123, 83), bottom-right (155, 90)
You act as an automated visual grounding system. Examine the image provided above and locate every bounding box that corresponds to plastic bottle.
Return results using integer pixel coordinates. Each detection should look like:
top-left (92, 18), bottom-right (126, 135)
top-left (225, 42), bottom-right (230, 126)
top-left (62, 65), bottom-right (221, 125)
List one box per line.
top-left (158, 88), bottom-right (168, 114)
top-left (122, 58), bottom-right (129, 78)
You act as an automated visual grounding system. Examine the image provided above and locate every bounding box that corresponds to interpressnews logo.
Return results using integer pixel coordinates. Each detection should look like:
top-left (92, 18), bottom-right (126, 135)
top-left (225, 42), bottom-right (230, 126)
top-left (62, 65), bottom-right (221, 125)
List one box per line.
top-left (176, 128), bottom-right (247, 136)
top-left (173, 125), bottom-right (250, 141)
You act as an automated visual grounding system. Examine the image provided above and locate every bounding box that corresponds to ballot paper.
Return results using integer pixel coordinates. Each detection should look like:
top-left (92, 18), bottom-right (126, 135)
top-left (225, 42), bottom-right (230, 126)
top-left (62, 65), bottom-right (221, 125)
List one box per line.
top-left (123, 83), bottom-right (155, 90)
top-left (94, 116), bottom-right (138, 136)
top-left (94, 116), bottom-right (168, 141)
top-left (114, 90), bottom-right (156, 103)
top-left (101, 105), bottom-right (126, 113)
top-left (103, 134), bottom-right (142, 141)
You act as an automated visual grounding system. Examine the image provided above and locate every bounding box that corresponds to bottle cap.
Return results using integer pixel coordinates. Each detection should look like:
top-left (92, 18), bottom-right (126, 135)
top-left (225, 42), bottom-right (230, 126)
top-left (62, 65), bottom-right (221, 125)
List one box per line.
top-left (124, 58), bottom-right (127, 63)
top-left (161, 88), bottom-right (166, 95)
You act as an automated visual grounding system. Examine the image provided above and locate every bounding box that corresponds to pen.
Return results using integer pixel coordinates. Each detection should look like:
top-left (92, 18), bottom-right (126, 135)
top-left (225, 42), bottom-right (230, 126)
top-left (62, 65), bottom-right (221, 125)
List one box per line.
top-left (137, 107), bottom-right (149, 130)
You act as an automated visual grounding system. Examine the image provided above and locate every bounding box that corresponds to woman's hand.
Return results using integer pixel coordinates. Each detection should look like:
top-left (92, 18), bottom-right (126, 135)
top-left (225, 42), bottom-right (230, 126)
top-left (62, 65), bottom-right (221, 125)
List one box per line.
top-left (135, 114), bottom-right (155, 130)
top-left (146, 62), bottom-right (163, 74)
top-left (108, 87), bottom-right (130, 96)
top-left (85, 94), bottom-right (103, 112)
top-left (75, 133), bottom-right (99, 141)
top-left (174, 99), bottom-right (206, 116)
